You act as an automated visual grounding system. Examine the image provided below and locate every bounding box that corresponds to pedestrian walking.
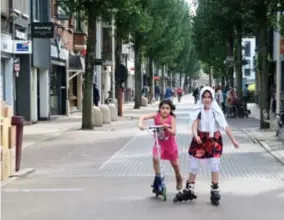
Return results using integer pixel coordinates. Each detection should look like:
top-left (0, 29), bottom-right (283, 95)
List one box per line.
top-left (93, 83), bottom-right (100, 106)
top-left (173, 86), bottom-right (239, 205)
top-left (138, 100), bottom-right (183, 191)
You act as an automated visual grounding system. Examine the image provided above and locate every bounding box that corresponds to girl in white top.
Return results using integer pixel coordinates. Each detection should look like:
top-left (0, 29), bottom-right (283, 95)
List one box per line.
top-left (173, 86), bottom-right (239, 205)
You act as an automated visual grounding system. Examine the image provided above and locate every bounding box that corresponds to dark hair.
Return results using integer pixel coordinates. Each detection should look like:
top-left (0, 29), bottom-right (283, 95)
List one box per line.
top-left (158, 99), bottom-right (176, 117)
top-left (202, 90), bottom-right (213, 99)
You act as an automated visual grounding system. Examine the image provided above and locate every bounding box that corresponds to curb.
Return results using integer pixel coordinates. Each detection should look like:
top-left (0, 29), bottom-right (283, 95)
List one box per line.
top-left (242, 129), bottom-right (284, 165)
top-left (1, 168), bottom-right (35, 187)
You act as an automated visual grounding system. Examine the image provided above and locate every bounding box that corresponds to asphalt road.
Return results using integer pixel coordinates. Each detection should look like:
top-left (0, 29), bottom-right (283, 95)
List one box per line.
top-left (2, 97), bottom-right (284, 220)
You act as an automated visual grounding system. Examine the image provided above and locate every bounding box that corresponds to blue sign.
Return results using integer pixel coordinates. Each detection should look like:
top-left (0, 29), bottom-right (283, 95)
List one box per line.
top-left (16, 42), bottom-right (30, 52)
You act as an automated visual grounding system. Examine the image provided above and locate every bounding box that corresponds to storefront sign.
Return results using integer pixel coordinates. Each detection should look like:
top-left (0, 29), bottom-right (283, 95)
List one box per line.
top-left (31, 22), bottom-right (54, 38)
top-left (0, 33), bottom-right (13, 54)
top-left (13, 40), bottom-right (32, 54)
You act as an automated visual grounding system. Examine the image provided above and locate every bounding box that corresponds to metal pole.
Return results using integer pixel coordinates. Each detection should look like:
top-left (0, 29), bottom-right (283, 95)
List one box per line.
top-left (111, 13), bottom-right (115, 99)
top-left (276, 3), bottom-right (282, 124)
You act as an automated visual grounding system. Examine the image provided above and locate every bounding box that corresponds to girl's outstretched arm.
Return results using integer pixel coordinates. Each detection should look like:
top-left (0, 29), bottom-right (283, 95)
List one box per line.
top-left (167, 117), bottom-right (176, 135)
top-left (225, 126), bottom-right (239, 148)
top-left (138, 113), bottom-right (156, 128)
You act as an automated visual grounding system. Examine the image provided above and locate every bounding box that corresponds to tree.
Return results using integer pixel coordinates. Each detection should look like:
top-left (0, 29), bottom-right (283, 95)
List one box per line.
top-left (145, 0), bottom-right (193, 99)
top-left (58, 0), bottom-right (113, 129)
top-left (192, 0), bottom-right (283, 129)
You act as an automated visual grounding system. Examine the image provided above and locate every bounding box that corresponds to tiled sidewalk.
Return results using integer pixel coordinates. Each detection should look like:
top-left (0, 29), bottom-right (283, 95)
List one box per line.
top-left (22, 103), bottom-right (159, 149)
top-left (243, 128), bottom-right (284, 165)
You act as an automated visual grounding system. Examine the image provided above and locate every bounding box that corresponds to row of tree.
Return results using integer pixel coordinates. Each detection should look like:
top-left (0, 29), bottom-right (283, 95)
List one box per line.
top-left (192, 0), bottom-right (284, 128)
top-left (60, 0), bottom-right (201, 129)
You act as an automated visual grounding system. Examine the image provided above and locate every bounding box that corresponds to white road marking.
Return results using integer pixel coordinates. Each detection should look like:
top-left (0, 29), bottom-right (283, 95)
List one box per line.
top-left (2, 188), bottom-right (86, 193)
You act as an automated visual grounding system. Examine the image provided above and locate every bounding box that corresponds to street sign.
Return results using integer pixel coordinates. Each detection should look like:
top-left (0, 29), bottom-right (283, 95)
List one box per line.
top-left (31, 22), bottom-right (54, 38)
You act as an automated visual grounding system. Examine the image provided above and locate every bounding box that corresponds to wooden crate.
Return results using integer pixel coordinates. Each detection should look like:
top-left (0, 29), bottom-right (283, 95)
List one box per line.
top-left (10, 147), bottom-right (16, 175)
top-left (1, 149), bottom-right (11, 180)
top-left (1, 118), bottom-right (11, 150)
top-left (4, 105), bottom-right (13, 118)
top-left (8, 126), bottom-right (16, 149)
top-left (0, 100), bottom-right (4, 118)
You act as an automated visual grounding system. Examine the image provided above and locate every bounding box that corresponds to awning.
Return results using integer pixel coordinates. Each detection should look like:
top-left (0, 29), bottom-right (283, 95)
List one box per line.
top-left (68, 55), bottom-right (85, 81)
top-left (69, 55), bottom-right (85, 72)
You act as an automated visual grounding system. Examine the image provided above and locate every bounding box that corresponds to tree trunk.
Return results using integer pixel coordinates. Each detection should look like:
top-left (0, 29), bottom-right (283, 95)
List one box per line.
top-left (258, 15), bottom-right (270, 129)
top-left (147, 57), bottom-right (154, 103)
top-left (82, 7), bottom-right (96, 130)
top-left (234, 27), bottom-right (243, 99)
top-left (134, 38), bottom-right (142, 109)
top-left (160, 65), bottom-right (165, 98)
top-left (115, 35), bottom-right (122, 116)
top-left (226, 37), bottom-right (234, 87)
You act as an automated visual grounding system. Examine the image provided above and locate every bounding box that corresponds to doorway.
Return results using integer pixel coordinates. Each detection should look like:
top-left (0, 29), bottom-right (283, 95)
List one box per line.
top-left (50, 65), bottom-right (66, 115)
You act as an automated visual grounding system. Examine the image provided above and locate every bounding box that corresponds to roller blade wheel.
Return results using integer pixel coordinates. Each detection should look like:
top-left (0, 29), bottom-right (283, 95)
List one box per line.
top-left (173, 191), bottom-right (197, 203)
top-left (210, 192), bottom-right (220, 206)
top-left (211, 199), bottom-right (220, 206)
top-left (162, 187), bottom-right (167, 201)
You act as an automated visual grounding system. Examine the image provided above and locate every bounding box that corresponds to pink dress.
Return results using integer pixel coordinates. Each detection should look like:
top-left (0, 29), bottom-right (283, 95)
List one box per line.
top-left (152, 113), bottom-right (178, 161)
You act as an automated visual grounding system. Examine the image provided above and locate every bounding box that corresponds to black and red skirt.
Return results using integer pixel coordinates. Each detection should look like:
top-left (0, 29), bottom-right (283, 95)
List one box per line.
top-left (189, 130), bottom-right (223, 159)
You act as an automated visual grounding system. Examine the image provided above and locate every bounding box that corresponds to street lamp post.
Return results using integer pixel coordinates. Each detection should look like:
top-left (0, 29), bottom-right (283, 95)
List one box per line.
top-left (276, 3), bottom-right (282, 130)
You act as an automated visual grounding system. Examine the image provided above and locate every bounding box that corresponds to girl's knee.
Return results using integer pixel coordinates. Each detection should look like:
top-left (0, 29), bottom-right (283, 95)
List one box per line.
top-left (210, 158), bottom-right (220, 172)
top-left (189, 157), bottom-right (199, 174)
top-left (153, 157), bottom-right (159, 164)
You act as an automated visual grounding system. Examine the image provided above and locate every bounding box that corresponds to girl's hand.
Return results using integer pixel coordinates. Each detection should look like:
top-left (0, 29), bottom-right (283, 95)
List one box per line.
top-left (195, 136), bottom-right (203, 144)
top-left (232, 139), bottom-right (239, 148)
top-left (163, 123), bottom-right (171, 129)
top-left (138, 125), bottom-right (145, 130)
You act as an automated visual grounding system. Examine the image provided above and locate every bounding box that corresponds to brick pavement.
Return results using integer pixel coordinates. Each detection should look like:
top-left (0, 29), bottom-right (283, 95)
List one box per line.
top-left (2, 95), bottom-right (284, 220)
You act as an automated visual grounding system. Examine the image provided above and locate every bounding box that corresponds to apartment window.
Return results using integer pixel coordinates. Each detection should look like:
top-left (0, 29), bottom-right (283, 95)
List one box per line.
top-left (1, 0), bottom-right (9, 14)
top-left (244, 69), bottom-right (251, 76)
top-left (12, 0), bottom-right (30, 17)
top-left (244, 41), bottom-right (251, 57)
top-left (33, 0), bottom-right (39, 20)
top-left (22, 0), bottom-right (30, 16)
top-left (13, 0), bottom-right (21, 12)
top-left (102, 28), bottom-right (111, 51)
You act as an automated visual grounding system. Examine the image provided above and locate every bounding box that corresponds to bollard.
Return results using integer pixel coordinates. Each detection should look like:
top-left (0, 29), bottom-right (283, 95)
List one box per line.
top-left (108, 103), bottom-right (118, 121)
top-left (92, 106), bottom-right (103, 127)
top-left (141, 97), bottom-right (148, 107)
top-left (11, 116), bottom-right (25, 172)
top-left (99, 105), bottom-right (111, 124)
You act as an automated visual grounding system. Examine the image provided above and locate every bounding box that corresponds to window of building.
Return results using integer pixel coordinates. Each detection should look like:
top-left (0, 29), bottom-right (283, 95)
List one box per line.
top-left (102, 28), bottom-right (111, 52)
top-left (1, 0), bottom-right (9, 14)
top-left (244, 69), bottom-right (251, 76)
top-left (244, 41), bottom-right (251, 57)
top-left (12, 0), bottom-right (21, 11)
top-left (21, 0), bottom-right (30, 17)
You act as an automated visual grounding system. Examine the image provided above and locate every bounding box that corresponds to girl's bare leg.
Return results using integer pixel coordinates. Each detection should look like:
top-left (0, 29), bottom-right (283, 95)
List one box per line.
top-left (153, 157), bottom-right (161, 175)
top-left (170, 160), bottom-right (183, 190)
top-left (211, 171), bottom-right (219, 184)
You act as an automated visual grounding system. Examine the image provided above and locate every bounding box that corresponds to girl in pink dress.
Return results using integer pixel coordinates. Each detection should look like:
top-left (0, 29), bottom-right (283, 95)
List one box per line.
top-left (138, 100), bottom-right (183, 190)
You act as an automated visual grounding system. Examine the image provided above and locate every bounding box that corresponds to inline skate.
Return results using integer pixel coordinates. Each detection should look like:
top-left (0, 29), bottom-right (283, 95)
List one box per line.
top-left (173, 182), bottom-right (197, 203)
top-left (210, 183), bottom-right (221, 206)
top-left (151, 175), bottom-right (167, 201)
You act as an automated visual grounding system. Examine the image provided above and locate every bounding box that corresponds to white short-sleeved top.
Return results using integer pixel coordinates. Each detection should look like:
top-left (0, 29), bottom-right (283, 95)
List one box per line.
top-left (197, 111), bottom-right (219, 132)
